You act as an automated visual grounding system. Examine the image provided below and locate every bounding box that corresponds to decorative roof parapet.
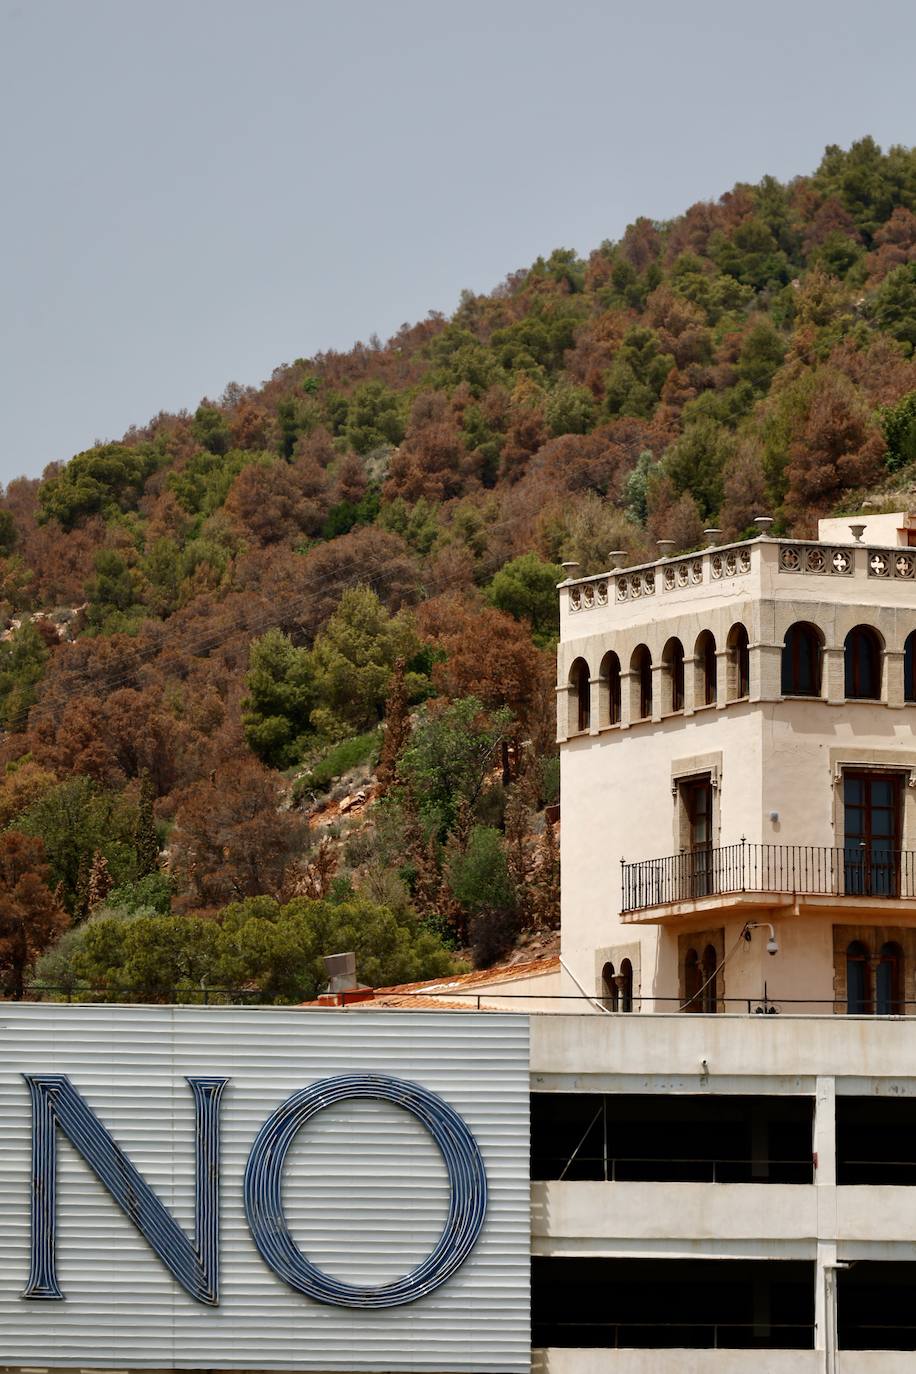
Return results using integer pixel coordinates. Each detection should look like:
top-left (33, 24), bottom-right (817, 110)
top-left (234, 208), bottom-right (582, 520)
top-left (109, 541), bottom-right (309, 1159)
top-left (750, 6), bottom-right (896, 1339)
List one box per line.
top-left (778, 541), bottom-right (916, 581)
top-left (562, 536), bottom-right (916, 616)
top-left (777, 542), bottom-right (854, 577)
top-left (564, 540), bottom-right (754, 613)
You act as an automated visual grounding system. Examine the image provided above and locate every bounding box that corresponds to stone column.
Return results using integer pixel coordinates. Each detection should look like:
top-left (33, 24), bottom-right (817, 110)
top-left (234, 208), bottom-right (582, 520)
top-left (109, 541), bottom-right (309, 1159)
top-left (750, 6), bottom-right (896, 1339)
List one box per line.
top-left (589, 676), bottom-right (602, 735)
top-left (555, 685), bottom-right (570, 743)
top-left (651, 663), bottom-right (664, 723)
top-left (751, 643), bottom-right (781, 702)
top-left (620, 670), bottom-right (635, 729)
top-left (715, 648), bottom-right (730, 708)
top-left (885, 649), bottom-right (904, 708)
top-left (824, 647), bottom-right (845, 704)
top-left (683, 655), bottom-right (698, 715)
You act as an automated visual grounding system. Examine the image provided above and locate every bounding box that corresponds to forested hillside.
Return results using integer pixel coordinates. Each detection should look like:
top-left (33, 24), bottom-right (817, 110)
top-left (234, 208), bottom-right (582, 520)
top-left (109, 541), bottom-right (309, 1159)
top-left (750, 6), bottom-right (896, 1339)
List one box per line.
top-left (2, 136), bottom-right (916, 1002)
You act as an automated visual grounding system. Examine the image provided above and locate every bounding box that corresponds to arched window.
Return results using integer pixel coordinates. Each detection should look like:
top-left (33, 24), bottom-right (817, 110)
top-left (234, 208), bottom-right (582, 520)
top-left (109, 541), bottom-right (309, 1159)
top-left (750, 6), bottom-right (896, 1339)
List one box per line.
top-left (662, 637), bottom-right (685, 713)
top-left (684, 947), bottom-right (701, 1012)
top-left (844, 625), bottom-right (883, 700)
top-left (684, 945), bottom-right (718, 1013)
top-left (876, 942), bottom-right (904, 1015)
top-left (781, 622), bottom-right (823, 696)
top-left (701, 945), bottom-right (718, 1013)
top-left (569, 657), bottom-right (591, 733)
top-left (695, 630), bottom-right (717, 707)
top-left (631, 645), bottom-right (653, 721)
top-left (905, 632), bottom-right (916, 704)
top-left (600, 650), bottom-right (621, 727)
top-left (601, 961), bottom-right (618, 1012)
top-left (619, 958), bottom-right (633, 1013)
top-left (727, 623), bottom-right (750, 701)
top-left (846, 940), bottom-right (870, 1014)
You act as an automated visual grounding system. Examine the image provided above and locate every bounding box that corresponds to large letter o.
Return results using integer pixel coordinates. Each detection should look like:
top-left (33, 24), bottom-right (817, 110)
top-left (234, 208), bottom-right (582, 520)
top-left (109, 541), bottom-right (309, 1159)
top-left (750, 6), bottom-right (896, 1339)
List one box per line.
top-left (243, 1073), bottom-right (488, 1307)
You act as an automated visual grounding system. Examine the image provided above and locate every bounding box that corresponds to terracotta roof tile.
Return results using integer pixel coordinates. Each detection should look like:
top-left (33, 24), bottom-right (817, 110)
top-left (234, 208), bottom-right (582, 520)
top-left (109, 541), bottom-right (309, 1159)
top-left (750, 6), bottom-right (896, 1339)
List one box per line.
top-left (300, 953), bottom-right (560, 1009)
top-left (374, 954), bottom-right (560, 996)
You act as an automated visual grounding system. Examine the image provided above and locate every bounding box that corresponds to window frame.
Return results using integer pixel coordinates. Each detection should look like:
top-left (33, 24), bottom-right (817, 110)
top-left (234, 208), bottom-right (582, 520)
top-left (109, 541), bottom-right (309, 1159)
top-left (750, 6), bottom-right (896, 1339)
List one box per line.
top-left (844, 625), bottom-right (883, 702)
top-left (695, 630), bottom-right (717, 707)
top-left (781, 622), bottom-right (823, 697)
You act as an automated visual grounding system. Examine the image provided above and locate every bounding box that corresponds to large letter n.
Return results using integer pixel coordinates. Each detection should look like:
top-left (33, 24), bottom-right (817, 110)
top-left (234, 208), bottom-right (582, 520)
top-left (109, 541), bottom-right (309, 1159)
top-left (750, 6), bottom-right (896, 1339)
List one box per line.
top-left (22, 1074), bottom-right (227, 1306)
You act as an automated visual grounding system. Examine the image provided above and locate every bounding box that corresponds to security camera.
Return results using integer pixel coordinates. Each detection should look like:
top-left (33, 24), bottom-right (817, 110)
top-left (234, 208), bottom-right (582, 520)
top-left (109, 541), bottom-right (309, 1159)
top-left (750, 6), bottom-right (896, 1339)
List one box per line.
top-left (746, 921), bottom-right (779, 955)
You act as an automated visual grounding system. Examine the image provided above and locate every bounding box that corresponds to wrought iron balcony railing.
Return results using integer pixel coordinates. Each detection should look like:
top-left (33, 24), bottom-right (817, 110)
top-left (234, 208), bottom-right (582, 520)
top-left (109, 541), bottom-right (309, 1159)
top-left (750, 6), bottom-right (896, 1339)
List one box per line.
top-left (621, 842), bottom-right (916, 914)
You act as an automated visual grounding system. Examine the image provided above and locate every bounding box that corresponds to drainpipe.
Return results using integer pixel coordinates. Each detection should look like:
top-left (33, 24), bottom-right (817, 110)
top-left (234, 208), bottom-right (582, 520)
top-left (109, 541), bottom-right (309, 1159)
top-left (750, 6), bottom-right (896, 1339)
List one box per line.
top-left (821, 1259), bottom-right (851, 1374)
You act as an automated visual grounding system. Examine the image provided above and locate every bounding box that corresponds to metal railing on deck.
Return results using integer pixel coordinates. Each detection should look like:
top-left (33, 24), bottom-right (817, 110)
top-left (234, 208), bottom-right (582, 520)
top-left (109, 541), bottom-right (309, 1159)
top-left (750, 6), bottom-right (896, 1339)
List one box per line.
top-left (621, 842), bottom-right (916, 913)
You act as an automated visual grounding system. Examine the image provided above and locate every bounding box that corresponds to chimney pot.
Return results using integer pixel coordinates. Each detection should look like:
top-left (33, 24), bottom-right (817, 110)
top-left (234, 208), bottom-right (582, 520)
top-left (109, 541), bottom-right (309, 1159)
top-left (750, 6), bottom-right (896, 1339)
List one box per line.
top-left (323, 951), bottom-right (358, 993)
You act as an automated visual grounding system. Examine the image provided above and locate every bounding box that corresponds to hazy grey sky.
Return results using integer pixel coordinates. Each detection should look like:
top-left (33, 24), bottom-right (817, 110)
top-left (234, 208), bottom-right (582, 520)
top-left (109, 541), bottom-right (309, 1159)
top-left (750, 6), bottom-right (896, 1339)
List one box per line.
top-left (1, 0), bottom-right (914, 485)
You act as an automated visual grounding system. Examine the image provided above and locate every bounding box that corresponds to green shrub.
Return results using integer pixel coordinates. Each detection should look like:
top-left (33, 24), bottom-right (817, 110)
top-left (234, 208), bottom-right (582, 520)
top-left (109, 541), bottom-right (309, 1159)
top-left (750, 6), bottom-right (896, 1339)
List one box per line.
top-left (882, 390), bottom-right (916, 471)
top-left (293, 729), bottom-right (382, 799)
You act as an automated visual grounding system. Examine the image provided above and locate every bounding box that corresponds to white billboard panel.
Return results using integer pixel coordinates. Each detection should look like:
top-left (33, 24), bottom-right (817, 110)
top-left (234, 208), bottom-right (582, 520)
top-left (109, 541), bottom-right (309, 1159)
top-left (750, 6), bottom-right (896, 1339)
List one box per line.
top-left (0, 1005), bottom-right (530, 1372)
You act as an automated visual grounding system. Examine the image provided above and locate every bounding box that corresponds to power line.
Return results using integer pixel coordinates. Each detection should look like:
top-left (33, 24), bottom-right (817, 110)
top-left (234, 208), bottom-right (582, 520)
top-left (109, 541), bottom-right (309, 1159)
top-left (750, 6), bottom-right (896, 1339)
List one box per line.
top-left (1, 557), bottom-right (421, 736)
top-left (2, 467), bottom-right (559, 737)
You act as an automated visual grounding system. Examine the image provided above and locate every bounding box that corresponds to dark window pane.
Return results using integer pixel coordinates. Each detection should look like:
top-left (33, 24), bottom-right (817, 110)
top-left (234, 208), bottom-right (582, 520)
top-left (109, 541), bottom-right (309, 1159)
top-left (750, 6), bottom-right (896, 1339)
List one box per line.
top-left (533, 1257), bottom-right (815, 1349)
top-left (847, 955), bottom-right (868, 1014)
top-left (839, 1262), bottom-right (916, 1348)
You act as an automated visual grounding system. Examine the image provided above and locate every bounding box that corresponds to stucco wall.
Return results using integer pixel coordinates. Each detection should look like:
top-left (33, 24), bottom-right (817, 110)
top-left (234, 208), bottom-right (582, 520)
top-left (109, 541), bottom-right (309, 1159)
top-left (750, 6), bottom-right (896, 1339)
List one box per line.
top-left (559, 706), bottom-right (764, 1005)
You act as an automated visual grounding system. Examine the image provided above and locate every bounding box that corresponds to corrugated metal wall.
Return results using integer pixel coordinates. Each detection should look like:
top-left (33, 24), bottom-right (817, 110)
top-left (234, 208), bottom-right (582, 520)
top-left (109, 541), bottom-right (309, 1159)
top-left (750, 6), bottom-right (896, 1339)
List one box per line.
top-left (0, 1005), bottom-right (530, 1372)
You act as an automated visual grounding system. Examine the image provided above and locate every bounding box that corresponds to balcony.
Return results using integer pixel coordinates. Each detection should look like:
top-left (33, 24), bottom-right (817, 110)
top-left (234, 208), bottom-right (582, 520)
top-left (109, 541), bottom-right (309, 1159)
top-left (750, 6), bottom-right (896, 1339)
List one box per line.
top-left (621, 842), bottom-right (916, 921)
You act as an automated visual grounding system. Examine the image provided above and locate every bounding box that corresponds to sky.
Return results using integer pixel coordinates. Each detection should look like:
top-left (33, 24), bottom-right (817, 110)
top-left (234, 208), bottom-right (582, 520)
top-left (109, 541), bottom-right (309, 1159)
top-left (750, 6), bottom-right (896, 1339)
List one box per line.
top-left (1, 0), bottom-right (915, 486)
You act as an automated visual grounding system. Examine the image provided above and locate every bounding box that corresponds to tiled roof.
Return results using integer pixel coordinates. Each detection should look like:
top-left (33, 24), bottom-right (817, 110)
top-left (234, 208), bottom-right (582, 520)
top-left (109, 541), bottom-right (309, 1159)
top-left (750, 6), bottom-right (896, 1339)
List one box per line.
top-left (302, 953), bottom-right (560, 1010)
top-left (352, 993), bottom-right (478, 1011)
top-left (374, 954), bottom-right (560, 996)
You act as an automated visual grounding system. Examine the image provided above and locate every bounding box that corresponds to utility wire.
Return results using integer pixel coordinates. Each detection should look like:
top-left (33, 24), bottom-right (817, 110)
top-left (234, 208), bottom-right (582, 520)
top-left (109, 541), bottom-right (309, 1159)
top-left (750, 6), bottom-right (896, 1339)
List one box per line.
top-left (1, 557), bottom-right (416, 735)
top-left (677, 924), bottom-right (753, 1012)
top-left (1, 466), bottom-right (565, 735)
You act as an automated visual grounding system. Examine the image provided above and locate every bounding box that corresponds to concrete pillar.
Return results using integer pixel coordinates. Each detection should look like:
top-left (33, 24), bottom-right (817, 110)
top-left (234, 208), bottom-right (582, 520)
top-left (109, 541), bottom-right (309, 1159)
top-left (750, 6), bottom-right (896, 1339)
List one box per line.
top-left (814, 1074), bottom-right (836, 1186)
top-left (814, 1076), bottom-right (838, 1367)
top-left (817, 1241), bottom-right (839, 1372)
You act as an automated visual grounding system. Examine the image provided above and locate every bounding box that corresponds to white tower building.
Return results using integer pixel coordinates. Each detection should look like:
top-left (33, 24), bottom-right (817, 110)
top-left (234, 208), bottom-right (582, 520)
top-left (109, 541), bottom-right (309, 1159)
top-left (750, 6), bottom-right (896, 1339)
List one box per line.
top-left (557, 515), bottom-right (916, 1018)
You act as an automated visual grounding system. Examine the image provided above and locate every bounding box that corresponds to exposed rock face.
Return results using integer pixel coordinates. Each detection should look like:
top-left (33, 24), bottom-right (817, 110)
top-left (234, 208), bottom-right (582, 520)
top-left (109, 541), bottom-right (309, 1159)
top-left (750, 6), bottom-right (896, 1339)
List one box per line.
top-left (1, 605), bottom-right (87, 643)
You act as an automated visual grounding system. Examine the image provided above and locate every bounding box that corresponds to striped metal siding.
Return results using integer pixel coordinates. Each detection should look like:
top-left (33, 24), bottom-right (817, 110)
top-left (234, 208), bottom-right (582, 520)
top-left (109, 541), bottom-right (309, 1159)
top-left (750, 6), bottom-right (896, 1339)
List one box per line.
top-left (0, 1005), bottom-right (530, 1372)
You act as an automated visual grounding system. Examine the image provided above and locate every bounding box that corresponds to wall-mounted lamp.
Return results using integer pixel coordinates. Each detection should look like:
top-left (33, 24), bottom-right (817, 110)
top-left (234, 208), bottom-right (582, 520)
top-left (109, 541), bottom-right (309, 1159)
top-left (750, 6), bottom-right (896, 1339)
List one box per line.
top-left (769, 811), bottom-right (779, 823)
